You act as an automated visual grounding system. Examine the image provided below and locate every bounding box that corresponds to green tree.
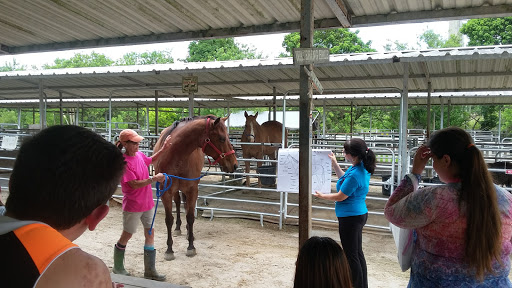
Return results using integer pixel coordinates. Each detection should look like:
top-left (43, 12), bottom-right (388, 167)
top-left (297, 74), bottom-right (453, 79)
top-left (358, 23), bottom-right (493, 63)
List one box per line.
top-left (500, 106), bottom-right (512, 138)
top-left (281, 29), bottom-right (376, 56)
top-left (0, 59), bottom-right (26, 72)
top-left (461, 17), bottom-right (512, 46)
top-left (383, 40), bottom-right (414, 51)
top-left (43, 52), bottom-right (114, 69)
top-left (455, 18), bottom-right (512, 131)
top-left (117, 50), bottom-right (174, 65)
top-left (478, 106), bottom-right (499, 131)
top-left (419, 30), bottom-right (463, 49)
top-left (186, 38), bottom-right (261, 62)
top-left (444, 34), bottom-right (464, 48)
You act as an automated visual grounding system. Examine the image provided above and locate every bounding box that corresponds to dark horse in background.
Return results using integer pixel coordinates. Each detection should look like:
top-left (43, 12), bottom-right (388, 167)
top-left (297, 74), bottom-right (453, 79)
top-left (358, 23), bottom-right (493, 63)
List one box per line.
top-left (241, 111), bottom-right (287, 187)
top-left (153, 115), bottom-right (238, 260)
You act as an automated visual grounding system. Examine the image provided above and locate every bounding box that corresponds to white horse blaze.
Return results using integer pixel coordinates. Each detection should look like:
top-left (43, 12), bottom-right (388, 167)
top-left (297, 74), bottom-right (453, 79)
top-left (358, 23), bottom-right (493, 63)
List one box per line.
top-left (249, 122), bottom-right (255, 142)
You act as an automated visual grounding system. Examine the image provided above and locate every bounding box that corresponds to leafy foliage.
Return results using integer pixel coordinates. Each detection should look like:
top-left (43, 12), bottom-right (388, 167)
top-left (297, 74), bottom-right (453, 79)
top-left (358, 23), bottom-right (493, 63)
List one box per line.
top-left (419, 30), bottom-right (462, 49)
top-left (281, 29), bottom-right (376, 56)
top-left (186, 38), bottom-right (261, 62)
top-left (43, 50), bottom-right (175, 69)
top-left (461, 17), bottom-right (512, 46)
top-left (313, 103), bottom-right (508, 136)
top-left (477, 106), bottom-right (499, 131)
top-left (383, 40), bottom-right (413, 51)
top-left (43, 52), bottom-right (114, 69)
top-left (500, 107), bottom-right (512, 136)
top-left (0, 59), bottom-right (26, 72)
top-left (116, 50), bottom-right (174, 65)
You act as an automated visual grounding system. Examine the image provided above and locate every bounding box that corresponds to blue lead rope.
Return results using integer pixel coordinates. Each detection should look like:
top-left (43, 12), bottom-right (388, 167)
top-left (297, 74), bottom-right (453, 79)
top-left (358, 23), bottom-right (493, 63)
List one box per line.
top-left (148, 172), bottom-right (206, 235)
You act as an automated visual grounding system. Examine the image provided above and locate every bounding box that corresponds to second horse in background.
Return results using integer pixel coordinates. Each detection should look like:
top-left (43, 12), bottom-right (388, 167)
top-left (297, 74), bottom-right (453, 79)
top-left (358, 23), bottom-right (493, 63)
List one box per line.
top-left (241, 111), bottom-right (287, 187)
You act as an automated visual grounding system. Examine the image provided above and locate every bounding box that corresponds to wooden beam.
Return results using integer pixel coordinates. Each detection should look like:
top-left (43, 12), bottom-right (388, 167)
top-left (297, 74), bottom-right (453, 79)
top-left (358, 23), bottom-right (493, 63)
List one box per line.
top-left (0, 44), bottom-right (9, 54)
top-left (299, 0), bottom-right (314, 248)
top-left (3, 71), bottom-right (512, 93)
top-left (4, 20), bottom-right (321, 55)
top-left (324, 0), bottom-right (351, 27)
top-left (421, 62), bottom-right (430, 83)
top-left (2, 4), bottom-right (512, 55)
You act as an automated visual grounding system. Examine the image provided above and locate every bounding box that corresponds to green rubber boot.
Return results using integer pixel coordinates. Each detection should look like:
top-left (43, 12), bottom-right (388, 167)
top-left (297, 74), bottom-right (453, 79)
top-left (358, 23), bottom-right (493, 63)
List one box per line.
top-left (113, 245), bottom-right (130, 276)
top-left (144, 249), bottom-right (166, 281)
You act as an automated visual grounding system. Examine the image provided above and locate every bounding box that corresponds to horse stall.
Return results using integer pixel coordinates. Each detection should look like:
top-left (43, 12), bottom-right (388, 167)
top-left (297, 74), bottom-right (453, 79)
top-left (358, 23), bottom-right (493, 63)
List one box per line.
top-left (193, 128), bottom-right (399, 233)
top-left (192, 126), bottom-right (512, 236)
top-left (188, 110), bottom-right (420, 233)
top-left (194, 111), bottom-right (289, 228)
top-left (281, 143), bottom-right (396, 231)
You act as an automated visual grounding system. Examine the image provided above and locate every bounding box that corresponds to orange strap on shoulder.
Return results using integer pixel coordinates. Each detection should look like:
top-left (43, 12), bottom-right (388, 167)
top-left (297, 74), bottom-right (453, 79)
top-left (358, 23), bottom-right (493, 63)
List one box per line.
top-left (14, 223), bottom-right (78, 274)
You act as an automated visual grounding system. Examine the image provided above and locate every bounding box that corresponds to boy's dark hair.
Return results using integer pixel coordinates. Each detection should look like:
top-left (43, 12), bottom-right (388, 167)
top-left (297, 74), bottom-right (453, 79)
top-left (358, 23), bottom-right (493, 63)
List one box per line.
top-left (6, 125), bottom-right (125, 230)
top-left (343, 138), bottom-right (376, 174)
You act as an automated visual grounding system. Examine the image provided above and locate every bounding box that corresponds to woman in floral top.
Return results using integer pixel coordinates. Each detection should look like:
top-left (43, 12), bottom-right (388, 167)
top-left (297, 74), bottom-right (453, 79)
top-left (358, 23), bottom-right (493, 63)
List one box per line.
top-left (385, 127), bottom-right (512, 287)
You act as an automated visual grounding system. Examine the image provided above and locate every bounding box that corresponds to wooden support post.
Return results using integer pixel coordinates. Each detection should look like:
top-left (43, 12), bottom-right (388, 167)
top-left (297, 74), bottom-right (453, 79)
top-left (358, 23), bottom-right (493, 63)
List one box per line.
top-left (298, 0), bottom-right (314, 248)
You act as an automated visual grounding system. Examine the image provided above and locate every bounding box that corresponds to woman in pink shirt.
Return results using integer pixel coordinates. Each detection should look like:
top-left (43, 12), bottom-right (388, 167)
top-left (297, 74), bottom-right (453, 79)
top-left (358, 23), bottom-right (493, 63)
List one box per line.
top-left (113, 129), bottom-right (171, 281)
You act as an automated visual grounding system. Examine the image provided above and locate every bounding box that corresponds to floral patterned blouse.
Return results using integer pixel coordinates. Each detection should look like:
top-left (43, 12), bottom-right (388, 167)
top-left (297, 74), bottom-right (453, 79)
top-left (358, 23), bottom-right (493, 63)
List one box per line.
top-left (385, 174), bottom-right (512, 287)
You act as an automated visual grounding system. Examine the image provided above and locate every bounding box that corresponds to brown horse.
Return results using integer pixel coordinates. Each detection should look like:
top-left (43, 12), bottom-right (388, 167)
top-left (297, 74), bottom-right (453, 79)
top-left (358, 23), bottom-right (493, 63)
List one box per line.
top-left (241, 111), bottom-right (287, 186)
top-left (153, 115), bottom-right (238, 260)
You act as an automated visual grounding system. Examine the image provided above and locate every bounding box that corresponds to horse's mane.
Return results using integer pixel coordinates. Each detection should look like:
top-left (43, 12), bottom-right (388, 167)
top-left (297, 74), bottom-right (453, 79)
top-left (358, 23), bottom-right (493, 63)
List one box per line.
top-left (160, 115), bottom-right (218, 139)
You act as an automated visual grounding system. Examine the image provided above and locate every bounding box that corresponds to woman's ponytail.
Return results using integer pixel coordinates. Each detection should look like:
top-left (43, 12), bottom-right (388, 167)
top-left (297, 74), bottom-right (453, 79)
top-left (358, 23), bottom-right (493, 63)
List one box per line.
top-left (363, 148), bottom-right (376, 175)
top-left (343, 138), bottom-right (376, 174)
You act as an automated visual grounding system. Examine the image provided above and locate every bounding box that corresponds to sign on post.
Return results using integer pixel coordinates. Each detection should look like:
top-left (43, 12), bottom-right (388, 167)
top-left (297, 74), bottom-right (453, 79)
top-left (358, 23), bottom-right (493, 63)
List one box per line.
top-left (1, 135), bottom-right (18, 150)
top-left (303, 66), bottom-right (324, 94)
top-left (293, 48), bottom-right (330, 65)
top-left (182, 76), bottom-right (198, 93)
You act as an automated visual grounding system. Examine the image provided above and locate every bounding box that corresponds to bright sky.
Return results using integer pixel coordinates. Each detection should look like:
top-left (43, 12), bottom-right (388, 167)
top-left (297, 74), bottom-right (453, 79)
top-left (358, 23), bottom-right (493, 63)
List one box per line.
top-left (0, 21), bottom-right (454, 69)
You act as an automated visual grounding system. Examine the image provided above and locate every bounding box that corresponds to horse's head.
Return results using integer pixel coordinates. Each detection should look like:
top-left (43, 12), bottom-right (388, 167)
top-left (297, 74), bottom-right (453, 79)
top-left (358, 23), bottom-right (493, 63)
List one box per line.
top-left (242, 111), bottom-right (259, 143)
top-left (203, 116), bottom-right (238, 173)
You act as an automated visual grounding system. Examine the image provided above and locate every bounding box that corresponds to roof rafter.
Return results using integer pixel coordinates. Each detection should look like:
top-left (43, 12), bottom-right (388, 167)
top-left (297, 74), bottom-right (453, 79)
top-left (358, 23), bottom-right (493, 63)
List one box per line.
top-left (324, 0), bottom-right (351, 27)
top-left (2, 71), bottom-right (511, 94)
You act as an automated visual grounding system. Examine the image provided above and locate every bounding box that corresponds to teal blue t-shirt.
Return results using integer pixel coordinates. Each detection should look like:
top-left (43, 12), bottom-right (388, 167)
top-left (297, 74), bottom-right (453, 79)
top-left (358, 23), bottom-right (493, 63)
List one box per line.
top-left (334, 162), bottom-right (370, 217)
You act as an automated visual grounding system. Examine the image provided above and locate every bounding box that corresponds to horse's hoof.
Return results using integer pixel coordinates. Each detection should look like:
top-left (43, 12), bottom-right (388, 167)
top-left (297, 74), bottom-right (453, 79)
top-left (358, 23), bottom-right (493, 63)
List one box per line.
top-left (164, 252), bottom-right (175, 261)
top-left (186, 249), bottom-right (197, 257)
top-left (174, 230), bottom-right (182, 236)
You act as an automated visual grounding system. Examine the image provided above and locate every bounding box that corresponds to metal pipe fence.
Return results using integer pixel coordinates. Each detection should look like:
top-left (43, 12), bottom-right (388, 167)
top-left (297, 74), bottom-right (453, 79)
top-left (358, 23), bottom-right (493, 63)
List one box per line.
top-left (3, 129), bottom-right (512, 234)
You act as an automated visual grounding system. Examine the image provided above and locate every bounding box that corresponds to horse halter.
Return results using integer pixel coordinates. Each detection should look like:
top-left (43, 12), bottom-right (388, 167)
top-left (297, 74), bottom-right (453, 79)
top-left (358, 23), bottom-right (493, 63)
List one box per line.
top-left (201, 117), bottom-right (236, 166)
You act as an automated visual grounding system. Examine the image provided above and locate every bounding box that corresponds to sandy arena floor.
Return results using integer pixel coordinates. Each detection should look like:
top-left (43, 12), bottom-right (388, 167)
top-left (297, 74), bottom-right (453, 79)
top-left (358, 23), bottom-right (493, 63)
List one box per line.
top-left (74, 199), bottom-right (409, 288)
top-left (1, 180), bottom-right (511, 288)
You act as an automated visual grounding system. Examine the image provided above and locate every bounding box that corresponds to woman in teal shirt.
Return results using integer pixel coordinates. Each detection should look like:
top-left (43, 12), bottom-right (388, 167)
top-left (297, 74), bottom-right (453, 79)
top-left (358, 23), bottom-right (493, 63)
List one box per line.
top-left (315, 138), bottom-right (376, 288)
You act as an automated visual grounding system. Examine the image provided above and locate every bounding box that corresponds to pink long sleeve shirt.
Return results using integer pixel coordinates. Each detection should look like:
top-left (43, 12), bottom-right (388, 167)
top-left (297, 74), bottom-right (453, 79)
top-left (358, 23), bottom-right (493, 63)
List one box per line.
top-left (120, 151), bottom-right (155, 212)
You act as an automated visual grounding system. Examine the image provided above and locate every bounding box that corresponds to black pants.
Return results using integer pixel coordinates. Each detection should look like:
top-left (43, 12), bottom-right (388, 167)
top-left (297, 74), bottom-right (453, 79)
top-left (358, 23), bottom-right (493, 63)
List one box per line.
top-left (338, 213), bottom-right (368, 288)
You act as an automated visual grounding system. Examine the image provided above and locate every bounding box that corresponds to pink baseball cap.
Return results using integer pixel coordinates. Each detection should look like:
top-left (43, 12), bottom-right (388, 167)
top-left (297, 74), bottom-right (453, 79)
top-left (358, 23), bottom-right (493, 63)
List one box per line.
top-left (119, 129), bottom-right (144, 142)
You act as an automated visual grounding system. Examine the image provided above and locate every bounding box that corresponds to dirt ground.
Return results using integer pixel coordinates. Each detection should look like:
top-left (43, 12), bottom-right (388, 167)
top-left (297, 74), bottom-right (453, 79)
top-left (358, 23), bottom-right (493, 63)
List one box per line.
top-left (0, 169), bottom-right (410, 288)
top-left (2, 185), bottom-right (512, 287)
top-left (73, 199), bottom-right (409, 288)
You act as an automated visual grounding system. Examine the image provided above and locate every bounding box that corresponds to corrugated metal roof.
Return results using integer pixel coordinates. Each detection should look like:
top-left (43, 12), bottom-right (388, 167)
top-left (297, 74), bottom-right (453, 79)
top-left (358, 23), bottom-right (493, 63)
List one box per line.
top-left (1, 0), bottom-right (511, 54)
top-left (4, 45), bottom-right (512, 78)
top-left (1, 92), bottom-right (511, 109)
top-left (1, 46), bottom-right (512, 108)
